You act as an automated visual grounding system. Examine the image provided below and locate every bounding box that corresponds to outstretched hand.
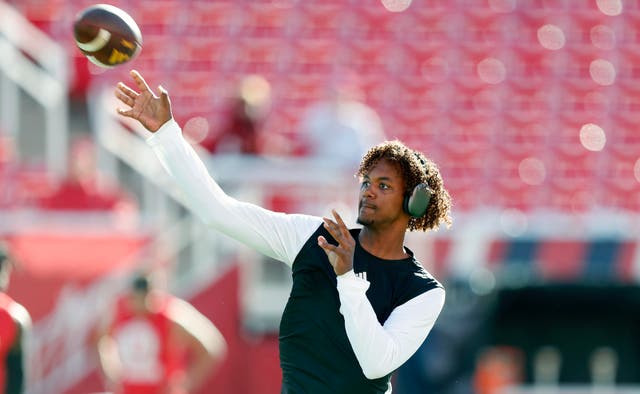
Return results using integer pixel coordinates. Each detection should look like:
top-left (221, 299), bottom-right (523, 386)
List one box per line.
top-left (318, 210), bottom-right (355, 276)
top-left (115, 70), bottom-right (172, 132)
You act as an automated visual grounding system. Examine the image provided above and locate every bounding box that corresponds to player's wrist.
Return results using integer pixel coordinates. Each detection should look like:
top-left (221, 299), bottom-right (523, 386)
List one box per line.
top-left (334, 264), bottom-right (353, 276)
top-left (336, 269), bottom-right (355, 278)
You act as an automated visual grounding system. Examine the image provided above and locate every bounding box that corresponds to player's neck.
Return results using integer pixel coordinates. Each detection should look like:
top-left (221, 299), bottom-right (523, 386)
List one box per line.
top-left (359, 227), bottom-right (408, 260)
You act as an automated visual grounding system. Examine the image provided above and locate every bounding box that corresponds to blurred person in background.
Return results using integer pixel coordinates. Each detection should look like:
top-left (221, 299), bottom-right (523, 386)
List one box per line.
top-left (0, 242), bottom-right (31, 394)
top-left (113, 70), bottom-right (452, 393)
top-left (38, 135), bottom-right (136, 211)
top-left (298, 72), bottom-right (386, 168)
top-left (199, 74), bottom-right (271, 155)
top-left (96, 273), bottom-right (226, 394)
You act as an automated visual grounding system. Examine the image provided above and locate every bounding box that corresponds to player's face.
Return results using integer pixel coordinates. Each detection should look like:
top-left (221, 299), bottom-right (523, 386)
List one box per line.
top-left (357, 158), bottom-right (406, 228)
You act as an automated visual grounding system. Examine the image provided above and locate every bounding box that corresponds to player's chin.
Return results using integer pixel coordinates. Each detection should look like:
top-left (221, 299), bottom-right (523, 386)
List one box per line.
top-left (356, 212), bottom-right (373, 227)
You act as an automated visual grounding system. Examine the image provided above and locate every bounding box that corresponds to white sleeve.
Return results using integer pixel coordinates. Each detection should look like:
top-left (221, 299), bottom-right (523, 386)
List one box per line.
top-left (146, 119), bottom-right (323, 266)
top-left (336, 271), bottom-right (445, 380)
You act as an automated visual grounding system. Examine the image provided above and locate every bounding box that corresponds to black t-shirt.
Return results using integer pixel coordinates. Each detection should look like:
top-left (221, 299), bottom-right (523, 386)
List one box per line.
top-left (279, 226), bottom-right (442, 394)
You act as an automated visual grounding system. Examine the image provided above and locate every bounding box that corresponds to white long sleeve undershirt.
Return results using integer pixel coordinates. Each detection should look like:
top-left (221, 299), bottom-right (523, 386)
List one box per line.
top-left (147, 119), bottom-right (321, 265)
top-left (146, 119), bottom-right (445, 382)
top-left (337, 271), bottom-right (445, 380)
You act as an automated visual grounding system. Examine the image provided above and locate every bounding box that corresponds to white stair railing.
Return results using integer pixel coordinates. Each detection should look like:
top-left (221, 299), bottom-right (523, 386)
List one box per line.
top-left (0, 2), bottom-right (69, 180)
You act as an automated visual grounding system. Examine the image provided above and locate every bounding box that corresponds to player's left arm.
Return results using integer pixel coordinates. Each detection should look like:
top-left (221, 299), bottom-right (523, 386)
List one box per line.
top-left (6, 303), bottom-right (31, 394)
top-left (318, 210), bottom-right (446, 379)
top-left (337, 276), bottom-right (445, 380)
top-left (168, 298), bottom-right (227, 393)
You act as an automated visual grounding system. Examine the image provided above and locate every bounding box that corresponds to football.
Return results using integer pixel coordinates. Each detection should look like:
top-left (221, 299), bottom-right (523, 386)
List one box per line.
top-left (73, 4), bottom-right (142, 68)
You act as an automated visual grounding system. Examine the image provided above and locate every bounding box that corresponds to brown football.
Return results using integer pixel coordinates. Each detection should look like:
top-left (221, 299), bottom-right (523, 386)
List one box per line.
top-left (73, 4), bottom-right (142, 68)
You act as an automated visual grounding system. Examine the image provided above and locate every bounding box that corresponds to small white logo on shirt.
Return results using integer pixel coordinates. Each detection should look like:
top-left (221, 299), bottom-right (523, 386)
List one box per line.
top-left (355, 271), bottom-right (368, 281)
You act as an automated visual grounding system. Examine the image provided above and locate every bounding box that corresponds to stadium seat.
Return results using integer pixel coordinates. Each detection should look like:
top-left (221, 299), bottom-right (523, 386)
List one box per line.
top-left (8, 0), bottom-right (640, 215)
top-left (438, 145), bottom-right (488, 210)
top-left (243, 2), bottom-right (297, 38)
top-left (547, 146), bottom-right (600, 186)
top-left (600, 147), bottom-right (640, 211)
top-left (295, 3), bottom-right (348, 39)
top-left (129, 33), bottom-right (175, 72)
top-left (223, 37), bottom-right (287, 75)
top-left (348, 2), bottom-right (413, 40)
top-left (289, 38), bottom-right (340, 75)
top-left (439, 117), bottom-right (495, 151)
top-left (499, 116), bottom-right (551, 151)
top-left (128, 1), bottom-right (183, 35)
top-left (556, 82), bottom-right (611, 120)
top-left (405, 5), bottom-right (457, 48)
top-left (177, 1), bottom-right (242, 36)
top-left (459, 9), bottom-right (514, 50)
top-left (611, 85), bottom-right (640, 125)
top-left (342, 38), bottom-right (397, 76)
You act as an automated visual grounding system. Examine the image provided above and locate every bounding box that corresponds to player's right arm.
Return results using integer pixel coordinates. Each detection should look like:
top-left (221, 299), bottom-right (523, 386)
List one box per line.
top-left (115, 70), bottom-right (321, 266)
top-left (147, 119), bottom-right (321, 266)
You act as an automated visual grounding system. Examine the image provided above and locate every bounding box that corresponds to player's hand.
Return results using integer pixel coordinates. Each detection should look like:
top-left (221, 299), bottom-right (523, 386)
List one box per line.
top-left (115, 70), bottom-right (172, 132)
top-left (318, 209), bottom-right (355, 276)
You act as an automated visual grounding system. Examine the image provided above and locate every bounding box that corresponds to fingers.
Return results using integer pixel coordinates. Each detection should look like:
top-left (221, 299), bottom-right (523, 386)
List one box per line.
top-left (322, 217), bottom-right (338, 238)
top-left (130, 69), bottom-right (152, 93)
top-left (319, 218), bottom-right (354, 275)
top-left (116, 107), bottom-right (133, 118)
top-left (117, 82), bottom-right (139, 99)
top-left (159, 85), bottom-right (171, 106)
top-left (115, 86), bottom-right (135, 107)
top-left (317, 235), bottom-right (334, 251)
top-left (331, 209), bottom-right (350, 238)
top-left (317, 236), bottom-right (338, 267)
top-left (322, 210), bottom-right (351, 242)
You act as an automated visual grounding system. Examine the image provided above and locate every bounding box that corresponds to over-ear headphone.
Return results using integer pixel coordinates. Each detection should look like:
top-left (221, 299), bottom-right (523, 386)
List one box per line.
top-left (403, 183), bottom-right (432, 218)
top-left (403, 152), bottom-right (432, 218)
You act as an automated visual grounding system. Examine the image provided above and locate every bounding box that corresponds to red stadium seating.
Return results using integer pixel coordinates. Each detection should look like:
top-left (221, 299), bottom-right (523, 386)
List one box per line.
top-left (243, 2), bottom-right (297, 38)
top-left (177, 1), bottom-right (242, 36)
top-left (9, 0), bottom-right (640, 214)
top-left (129, 33), bottom-right (176, 72)
top-left (130, 1), bottom-right (183, 35)
top-left (10, 3), bottom-right (640, 394)
top-left (296, 3), bottom-right (352, 39)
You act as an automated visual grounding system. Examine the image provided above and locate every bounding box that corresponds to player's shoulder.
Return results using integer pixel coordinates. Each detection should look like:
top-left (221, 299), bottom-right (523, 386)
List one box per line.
top-left (400, 255), bottom-right (443, 291)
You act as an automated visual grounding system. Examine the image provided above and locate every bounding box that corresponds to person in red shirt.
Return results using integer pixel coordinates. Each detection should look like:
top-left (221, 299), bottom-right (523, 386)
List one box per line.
top-left (38, 136), bottom-right (135, 211)
top-left (199, 75), bottom-right (271, 155)
top-left (0, 242), bottom-right (31, 394)
top-left (96, 273), bottom-right (226, 394)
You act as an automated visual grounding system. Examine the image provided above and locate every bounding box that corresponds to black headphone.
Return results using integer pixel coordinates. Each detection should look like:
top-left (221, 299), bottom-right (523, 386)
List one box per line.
top-left (403, 153), bottom-right (432, 218)
top-left (403, 183), bottom-right (432, 218)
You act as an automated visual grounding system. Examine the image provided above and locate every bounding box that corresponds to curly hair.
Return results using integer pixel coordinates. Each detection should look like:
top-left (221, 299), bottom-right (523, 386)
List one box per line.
top-left (357, 140), bottom-right (452, 232)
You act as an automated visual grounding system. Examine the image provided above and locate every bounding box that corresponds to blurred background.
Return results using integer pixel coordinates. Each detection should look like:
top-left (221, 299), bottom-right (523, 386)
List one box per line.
top-left (1, 0), bottom-right (640, 393)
